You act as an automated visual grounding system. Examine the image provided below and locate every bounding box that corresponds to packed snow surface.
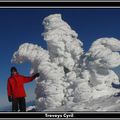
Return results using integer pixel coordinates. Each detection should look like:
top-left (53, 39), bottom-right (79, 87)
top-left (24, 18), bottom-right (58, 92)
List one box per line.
top-left (12, 14), bottom-right (120, 111)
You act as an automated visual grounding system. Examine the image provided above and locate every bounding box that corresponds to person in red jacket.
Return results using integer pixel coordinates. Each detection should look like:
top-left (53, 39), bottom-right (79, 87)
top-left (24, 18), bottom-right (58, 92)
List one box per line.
top-left (7, 67), bottom-right (39, 112)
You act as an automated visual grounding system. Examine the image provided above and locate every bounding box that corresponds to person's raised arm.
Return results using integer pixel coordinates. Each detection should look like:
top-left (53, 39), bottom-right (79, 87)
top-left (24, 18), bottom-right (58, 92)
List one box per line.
top-left (21, 73), bottom-right (40, 83)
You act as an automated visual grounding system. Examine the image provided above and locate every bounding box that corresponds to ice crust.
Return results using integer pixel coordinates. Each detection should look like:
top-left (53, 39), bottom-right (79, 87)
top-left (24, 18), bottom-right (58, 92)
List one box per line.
top-left (12, 14), bottom-right (120, 111)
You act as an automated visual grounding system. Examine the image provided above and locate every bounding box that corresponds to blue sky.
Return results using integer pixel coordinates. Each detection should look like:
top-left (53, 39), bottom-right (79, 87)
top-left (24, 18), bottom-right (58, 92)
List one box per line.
top-left (0, 8), bottom-right (120, 110)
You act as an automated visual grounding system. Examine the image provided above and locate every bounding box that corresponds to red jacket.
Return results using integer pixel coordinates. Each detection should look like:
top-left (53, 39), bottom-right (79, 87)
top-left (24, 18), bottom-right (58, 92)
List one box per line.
top-left (7, 73), bottom-right (35, 98)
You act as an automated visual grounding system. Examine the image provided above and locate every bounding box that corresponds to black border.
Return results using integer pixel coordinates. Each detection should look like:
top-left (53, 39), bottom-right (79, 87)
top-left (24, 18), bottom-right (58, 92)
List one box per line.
top-left (0, 2), bottom-right (119, 7)
top-left (1, 112), bottom-right (120, 118)
top-left (1, 1), bottom-right (120, 119)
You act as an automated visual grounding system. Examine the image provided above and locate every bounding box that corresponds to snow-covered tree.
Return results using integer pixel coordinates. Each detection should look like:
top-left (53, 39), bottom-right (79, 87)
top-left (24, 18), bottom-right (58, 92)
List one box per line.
top-left (12, 14), bottom-right (120, 111)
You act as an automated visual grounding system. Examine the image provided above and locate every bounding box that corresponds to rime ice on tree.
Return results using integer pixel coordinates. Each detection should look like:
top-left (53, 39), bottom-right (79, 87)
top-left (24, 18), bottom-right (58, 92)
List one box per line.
top-left (42, 14), bottom-right (83, 71)
top-left (12, 14), bottom-right (120, 111)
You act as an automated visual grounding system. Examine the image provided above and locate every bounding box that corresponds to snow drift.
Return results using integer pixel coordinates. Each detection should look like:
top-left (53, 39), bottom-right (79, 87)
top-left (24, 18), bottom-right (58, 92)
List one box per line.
top-left (12, 14), bottom-right (120, 111)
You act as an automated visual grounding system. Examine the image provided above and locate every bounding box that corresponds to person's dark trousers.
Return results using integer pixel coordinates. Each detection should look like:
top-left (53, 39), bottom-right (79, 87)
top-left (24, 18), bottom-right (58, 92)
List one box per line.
top-left (12, 97), bottom-right (26, 112)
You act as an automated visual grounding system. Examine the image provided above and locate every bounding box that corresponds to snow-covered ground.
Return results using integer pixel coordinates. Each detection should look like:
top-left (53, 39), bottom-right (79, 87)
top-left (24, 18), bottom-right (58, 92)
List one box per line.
top-left (26, 106), bottom-right (36, 112)
top-left (27, 93), bottom-right (120, 112)
top-left (11, 14), bottom-right (120, 112)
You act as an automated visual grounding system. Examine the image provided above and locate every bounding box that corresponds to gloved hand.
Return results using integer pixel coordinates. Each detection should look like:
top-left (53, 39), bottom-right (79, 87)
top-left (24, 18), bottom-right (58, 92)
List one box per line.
top-left (8, 96), bottom-right (12, 102)
top-left (33, 73), bottom-right (40, 78)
